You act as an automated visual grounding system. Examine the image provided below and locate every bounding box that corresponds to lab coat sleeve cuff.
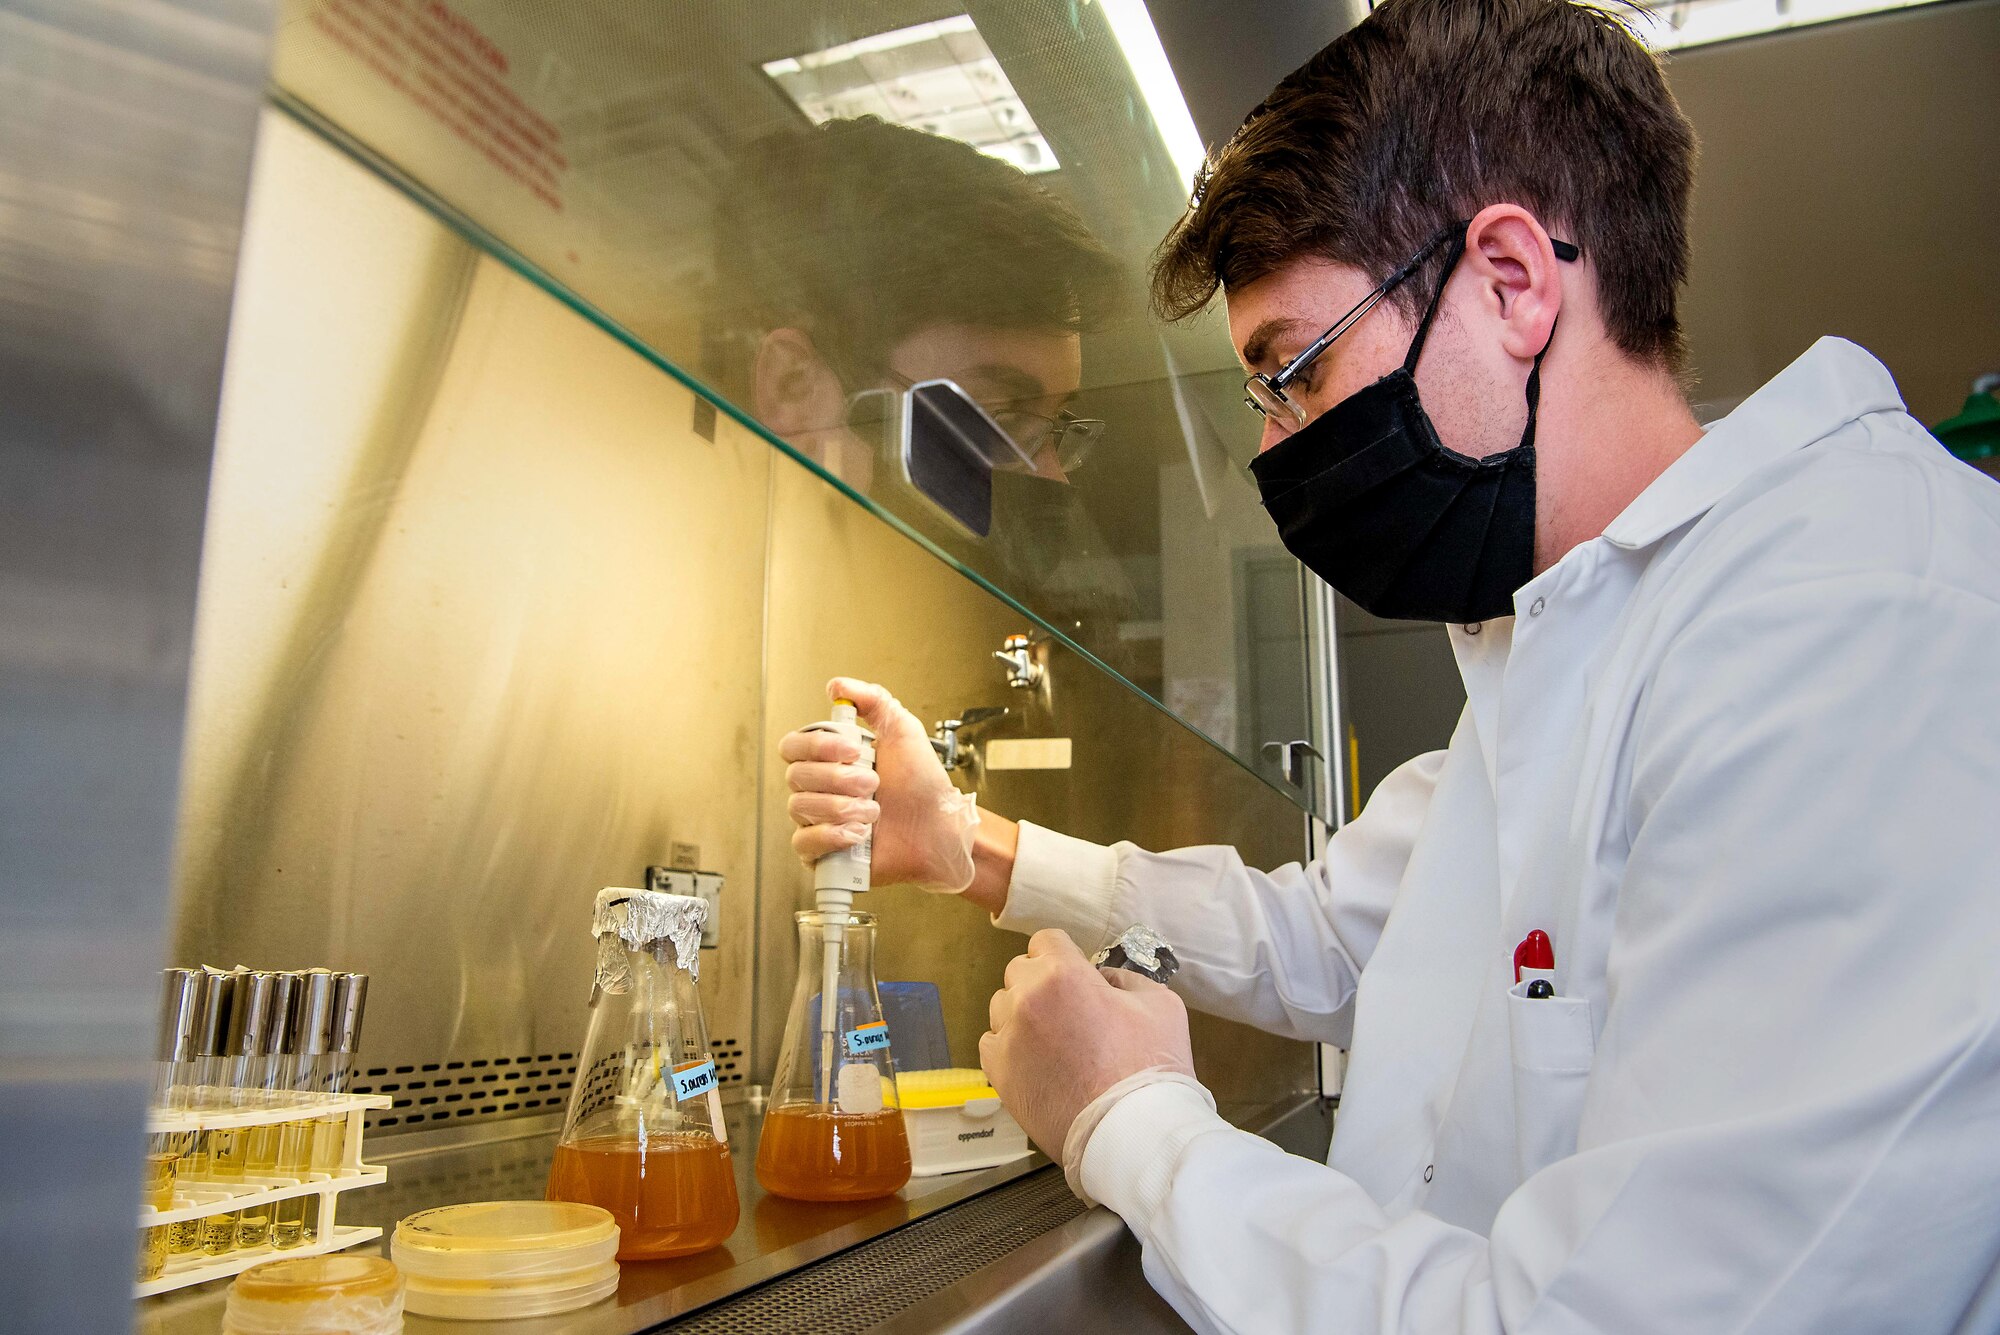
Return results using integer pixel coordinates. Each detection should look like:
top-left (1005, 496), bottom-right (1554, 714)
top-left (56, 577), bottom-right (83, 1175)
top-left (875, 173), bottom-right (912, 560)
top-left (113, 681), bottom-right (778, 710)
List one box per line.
top-left (992, 821), bottom-right (1122, 953)
top-left (1077, 1079), bottom-right (1231, 1228)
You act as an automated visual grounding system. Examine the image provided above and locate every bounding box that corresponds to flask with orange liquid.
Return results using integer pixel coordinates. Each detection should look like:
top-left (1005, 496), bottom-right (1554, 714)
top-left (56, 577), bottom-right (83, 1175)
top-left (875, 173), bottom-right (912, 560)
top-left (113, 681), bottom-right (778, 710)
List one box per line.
top-left (546, 888), bottom-right (739, 1259)
top-left (756, 909), bottom-right (911, 1201)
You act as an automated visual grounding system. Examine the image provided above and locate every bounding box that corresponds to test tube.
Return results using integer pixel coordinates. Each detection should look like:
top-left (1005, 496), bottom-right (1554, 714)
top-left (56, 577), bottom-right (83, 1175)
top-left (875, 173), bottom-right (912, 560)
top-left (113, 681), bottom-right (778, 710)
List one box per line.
top-left (237, 971), bottom-right (299, 1248)
top-left (303, 972), bottom-right (368, 1241)
top-left (246, 973), bottom-right (300, 1168)
top-left (272, 970), bottom-right (335, 1249)
top-left (212, 969), bottom-right (275, 1180)
top-left (310, 973), bottom-right (368, 1172)
top-left (202, 969), bottom-right (276, 1255)
top-left (146, 970), bottom-right (200, 1210)
top-left (138, 1222), bottom-right (168, 1282)
top-left (172, 969), bottom-right (234, 1254)
top-left (183, 967), bottom-right (236, 1177)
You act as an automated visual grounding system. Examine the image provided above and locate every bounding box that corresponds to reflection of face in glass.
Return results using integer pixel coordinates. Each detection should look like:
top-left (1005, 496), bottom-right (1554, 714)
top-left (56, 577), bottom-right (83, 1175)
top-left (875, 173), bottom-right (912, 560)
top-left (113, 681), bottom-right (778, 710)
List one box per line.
top-left (884, 323), bottom-right (1086, 483)
top-left (709, 117), bottom-right (1121, 497)
top-left (747, 322), bottom-right (1085, 494)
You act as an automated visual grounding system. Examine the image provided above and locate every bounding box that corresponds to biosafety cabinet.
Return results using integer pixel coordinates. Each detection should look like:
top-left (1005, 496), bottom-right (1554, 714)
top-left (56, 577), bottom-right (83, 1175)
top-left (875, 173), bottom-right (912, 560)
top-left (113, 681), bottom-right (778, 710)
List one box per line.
top-left (5, 3), bottom-right (1337, 1332)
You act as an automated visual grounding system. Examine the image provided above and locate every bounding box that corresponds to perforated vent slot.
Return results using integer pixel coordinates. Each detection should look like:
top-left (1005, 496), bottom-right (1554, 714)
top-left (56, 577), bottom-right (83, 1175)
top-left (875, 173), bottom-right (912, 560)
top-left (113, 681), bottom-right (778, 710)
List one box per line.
top-left (353, 1036), bottom-right (746, 1133)
top-left (658, 1168), bottom-right (1086, 1333)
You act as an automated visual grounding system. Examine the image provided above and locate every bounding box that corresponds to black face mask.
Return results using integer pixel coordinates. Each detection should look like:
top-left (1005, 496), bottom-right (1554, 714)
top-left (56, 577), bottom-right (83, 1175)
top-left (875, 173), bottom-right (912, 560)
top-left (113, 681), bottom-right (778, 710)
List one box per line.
top-left (1248, 237), bottom-right (1551, 624)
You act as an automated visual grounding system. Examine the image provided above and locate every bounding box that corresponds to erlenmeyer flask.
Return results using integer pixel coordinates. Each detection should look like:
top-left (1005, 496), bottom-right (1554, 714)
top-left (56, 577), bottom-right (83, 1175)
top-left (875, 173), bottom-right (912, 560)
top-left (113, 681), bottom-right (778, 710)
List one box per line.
top-left (756, 910), bottom-right (912, 1201)
top-left (547, 888), bottom-right (739, 1259)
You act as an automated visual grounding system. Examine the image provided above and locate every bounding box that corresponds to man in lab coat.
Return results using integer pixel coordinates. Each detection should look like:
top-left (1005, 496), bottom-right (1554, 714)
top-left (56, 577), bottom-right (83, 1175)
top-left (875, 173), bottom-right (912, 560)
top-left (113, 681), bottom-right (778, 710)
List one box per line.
top-left (781, 1), bottom-right (2000, 1329)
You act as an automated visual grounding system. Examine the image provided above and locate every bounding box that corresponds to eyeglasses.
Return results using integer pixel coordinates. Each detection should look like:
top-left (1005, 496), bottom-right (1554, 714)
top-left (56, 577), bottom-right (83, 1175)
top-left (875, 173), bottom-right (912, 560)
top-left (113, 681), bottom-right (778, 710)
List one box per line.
top-left (987, 407), bottom-right (1107, 474)
top-left (1243, 221), bottom-right (1581, 431)
top-left (876, 370), bottom-right (1106, 474)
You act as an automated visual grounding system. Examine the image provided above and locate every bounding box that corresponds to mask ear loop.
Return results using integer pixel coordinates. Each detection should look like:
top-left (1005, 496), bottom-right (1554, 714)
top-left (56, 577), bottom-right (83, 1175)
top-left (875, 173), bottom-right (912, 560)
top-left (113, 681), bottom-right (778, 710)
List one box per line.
top-left (1401, 232), bottom-right (1468, 376)
top-left (1518, 315), bottom-right (1559, 451)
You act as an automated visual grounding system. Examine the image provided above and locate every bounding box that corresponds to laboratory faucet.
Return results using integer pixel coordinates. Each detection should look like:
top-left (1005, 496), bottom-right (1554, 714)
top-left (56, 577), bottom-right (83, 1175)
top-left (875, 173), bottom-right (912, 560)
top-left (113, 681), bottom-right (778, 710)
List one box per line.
top-left (930, 707), bottom-right (1009, 772)
top-left (994, 634), bottom-right (1044, 691)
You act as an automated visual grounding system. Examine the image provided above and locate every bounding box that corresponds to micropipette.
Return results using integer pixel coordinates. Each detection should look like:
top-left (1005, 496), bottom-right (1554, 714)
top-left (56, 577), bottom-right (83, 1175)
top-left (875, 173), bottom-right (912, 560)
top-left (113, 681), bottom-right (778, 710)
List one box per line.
top-left (802, 700), bottom-right (875, 1105)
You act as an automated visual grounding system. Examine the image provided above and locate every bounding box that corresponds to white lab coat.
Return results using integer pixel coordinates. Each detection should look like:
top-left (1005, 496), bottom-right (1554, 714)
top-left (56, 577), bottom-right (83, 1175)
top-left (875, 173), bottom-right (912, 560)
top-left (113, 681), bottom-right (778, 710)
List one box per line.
top-left (995, 339), bottom-right (2000, 1333)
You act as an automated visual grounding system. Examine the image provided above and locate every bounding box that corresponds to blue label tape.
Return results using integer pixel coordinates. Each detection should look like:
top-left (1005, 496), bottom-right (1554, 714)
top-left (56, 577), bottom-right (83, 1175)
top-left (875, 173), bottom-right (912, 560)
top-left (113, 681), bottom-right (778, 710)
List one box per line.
top-left (672, 1058), bottom-right (717, 1100)
top-left (845, 1022), bottom-right (891, 1055)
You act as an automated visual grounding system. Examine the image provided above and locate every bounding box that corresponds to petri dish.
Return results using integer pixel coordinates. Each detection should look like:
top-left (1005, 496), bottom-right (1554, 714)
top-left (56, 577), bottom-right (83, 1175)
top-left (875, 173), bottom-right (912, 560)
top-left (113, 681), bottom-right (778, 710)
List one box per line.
top-left (223, 1254), bottom-right (404, 1334)
top-left (393, 1200), bottom-right (622, 1320)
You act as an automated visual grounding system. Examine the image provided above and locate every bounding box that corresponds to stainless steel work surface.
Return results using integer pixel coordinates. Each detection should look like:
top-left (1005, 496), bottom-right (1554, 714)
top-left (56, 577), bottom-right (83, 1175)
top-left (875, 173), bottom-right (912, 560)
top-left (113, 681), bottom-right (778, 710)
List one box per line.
top-left (136, 1093), bottom-right (1330, 1333)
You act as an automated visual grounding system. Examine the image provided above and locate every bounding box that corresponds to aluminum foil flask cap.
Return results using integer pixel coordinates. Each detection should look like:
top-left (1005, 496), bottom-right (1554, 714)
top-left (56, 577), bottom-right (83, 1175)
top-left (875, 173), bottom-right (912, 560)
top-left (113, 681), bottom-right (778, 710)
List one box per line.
top-left (592, 887), bottom-right (706, 993)
top-left (1092, 924), bottom-right (1180, 985)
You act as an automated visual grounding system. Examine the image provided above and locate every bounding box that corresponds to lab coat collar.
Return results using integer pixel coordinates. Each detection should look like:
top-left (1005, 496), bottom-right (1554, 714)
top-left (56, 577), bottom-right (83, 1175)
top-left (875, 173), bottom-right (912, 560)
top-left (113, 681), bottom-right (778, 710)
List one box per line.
top-left (1600, 338), bottom-right (1905, 552)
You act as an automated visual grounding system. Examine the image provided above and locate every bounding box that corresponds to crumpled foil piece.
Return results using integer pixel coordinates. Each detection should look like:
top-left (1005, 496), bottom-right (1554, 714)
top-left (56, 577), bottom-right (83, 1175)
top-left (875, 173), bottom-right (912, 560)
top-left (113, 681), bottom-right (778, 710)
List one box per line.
top-left (592, 887), bottom-right (706, 992)
top-left (1092, 923), bottom-right (1179, 984)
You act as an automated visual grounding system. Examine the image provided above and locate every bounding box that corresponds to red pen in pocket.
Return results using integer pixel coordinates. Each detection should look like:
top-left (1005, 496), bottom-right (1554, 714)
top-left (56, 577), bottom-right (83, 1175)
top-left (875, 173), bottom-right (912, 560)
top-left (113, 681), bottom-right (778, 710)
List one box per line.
top-left (1514, 930), bottom-right (1554, 983)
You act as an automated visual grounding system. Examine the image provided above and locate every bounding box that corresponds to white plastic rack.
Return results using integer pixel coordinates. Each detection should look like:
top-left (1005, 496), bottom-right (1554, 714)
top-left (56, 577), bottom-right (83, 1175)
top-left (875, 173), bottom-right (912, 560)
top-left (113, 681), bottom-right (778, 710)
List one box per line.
top-left (135, 1092), bottom-right (392, 1298)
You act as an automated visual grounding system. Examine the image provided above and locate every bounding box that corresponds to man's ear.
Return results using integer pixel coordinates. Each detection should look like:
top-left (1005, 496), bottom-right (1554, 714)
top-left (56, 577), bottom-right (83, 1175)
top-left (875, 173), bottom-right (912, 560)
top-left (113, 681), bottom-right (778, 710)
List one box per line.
top-left (1464, 205), bottom-right (1563, 364)
top-left (753, 328), bottom-right (849, 435)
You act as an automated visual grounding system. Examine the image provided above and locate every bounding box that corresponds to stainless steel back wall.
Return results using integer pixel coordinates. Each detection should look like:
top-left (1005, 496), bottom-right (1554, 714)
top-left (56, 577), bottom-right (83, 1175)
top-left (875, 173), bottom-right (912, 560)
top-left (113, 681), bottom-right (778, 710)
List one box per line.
top-left (0, 0), bottom-right (275, 1325)
top-left (171, 111), bottom-right (769, 1121)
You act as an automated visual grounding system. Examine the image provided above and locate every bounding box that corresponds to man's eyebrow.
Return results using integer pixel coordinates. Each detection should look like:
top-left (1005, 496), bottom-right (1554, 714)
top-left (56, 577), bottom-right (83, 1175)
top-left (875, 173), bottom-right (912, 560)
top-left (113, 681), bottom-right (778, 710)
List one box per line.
top-left (956, 364), bottom-right (1049, 406)
top-left (1241, 318), bottom-right (1313, 373)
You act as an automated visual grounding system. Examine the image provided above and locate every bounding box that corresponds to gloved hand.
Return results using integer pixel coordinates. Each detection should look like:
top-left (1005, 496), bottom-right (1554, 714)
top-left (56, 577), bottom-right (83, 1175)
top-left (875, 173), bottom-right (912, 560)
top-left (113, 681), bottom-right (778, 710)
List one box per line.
top-left (978, 929), bottom-right (1197, 1162)
top-left (781, 677), bottom-right (979, 894)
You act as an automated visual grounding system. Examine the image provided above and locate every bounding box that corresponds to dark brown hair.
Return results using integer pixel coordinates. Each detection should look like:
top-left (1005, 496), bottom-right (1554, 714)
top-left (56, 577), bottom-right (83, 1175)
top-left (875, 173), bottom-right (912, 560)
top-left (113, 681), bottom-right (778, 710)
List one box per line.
top-left (1151, 0), bottom-right (1696, 368)
top-left (709, 117), bottom-right (1123, 394)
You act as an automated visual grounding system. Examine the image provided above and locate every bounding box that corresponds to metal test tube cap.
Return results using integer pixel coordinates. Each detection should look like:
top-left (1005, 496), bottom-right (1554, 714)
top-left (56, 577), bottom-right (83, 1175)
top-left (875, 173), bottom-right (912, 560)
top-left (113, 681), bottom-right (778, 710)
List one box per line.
top-left (330, 972), bottom-right (370, 1055)
top-left (228, 971), bottom-right (279, 1058)
top-left (293, 970), bottom-right (338, 1057)
top-left (193, 968), bottom-right (237, 1059)
top-left (259, 972), bottom-right (300, 1057)
top-left (157, 968), bottom-right (202, 1063)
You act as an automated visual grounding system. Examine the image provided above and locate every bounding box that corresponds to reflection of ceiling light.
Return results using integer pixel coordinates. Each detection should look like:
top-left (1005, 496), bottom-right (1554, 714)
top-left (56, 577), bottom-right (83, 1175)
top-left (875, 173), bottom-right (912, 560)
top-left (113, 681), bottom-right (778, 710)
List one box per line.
top-left (762, 16), bottom-right (1058, 174)
top-left (1600, 0), bottom-right (1951, 51)
top-left (1089, 0), bottom-right (1206, 192)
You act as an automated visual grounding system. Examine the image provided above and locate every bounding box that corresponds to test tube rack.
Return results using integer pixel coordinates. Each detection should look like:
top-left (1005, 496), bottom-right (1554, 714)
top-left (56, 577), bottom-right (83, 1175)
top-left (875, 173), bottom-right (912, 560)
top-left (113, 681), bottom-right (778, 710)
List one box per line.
top-left (135, 1093), bottom-right (392, 1298)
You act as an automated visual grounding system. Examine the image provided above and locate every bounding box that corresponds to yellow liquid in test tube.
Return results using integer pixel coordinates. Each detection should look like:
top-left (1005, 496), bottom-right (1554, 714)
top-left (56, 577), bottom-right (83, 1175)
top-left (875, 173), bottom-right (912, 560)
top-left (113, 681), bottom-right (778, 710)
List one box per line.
top-left (143, 1152), bottom-right (177, 1211)
top-left (310, 1114), bottom-right (346, 1175)
top-left (270, 1121), bottom-right (315, 1248)
top-left (181, 1130), bottom-right (211, 1180)
top-left (201, 1211), bottom-right (238, 1256)
top-left (236, 1203), bottom-right (272, 1249)
top-left (245, 1122), bottom-right (282, 1175)
top-left (138, 1225), bottom-right (167, 1281)
top-left (167, 1215), bottom-right (202, 1254)
top-left (208, 1126), bottom-right (246, 1180)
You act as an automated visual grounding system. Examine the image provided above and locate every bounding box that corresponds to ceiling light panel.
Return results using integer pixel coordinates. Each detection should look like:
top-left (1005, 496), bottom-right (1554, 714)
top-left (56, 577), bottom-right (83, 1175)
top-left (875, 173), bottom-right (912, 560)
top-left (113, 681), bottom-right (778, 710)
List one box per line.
top-left (1604, 0), bottom-right (1954, 51)
top-left (761, 16), bottom-right (1057, 174)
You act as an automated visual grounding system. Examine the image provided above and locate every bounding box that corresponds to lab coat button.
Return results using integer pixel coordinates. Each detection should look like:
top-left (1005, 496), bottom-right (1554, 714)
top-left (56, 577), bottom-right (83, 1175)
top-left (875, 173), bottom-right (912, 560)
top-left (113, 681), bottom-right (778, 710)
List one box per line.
top-left (1423, 1164), bottom-right (1434, 1183)
top-left (1465, 622), bottom-right (1482, 635)
top-left (1529, 597), bottom-right (1546, 617)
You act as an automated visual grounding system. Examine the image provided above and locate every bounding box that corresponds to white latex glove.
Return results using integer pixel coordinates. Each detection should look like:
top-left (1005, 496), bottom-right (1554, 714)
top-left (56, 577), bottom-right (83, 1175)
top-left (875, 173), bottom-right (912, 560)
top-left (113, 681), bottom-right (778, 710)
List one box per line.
top-left (781, 677), bottom-right (979, 894)
top-left (979, 929), bottom-right (1196, 1162)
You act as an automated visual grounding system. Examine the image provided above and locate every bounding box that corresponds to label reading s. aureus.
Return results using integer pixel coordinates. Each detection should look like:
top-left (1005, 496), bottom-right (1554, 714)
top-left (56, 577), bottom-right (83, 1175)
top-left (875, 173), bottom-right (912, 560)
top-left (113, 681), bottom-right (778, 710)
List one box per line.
top-left (672, 1058), bottom-right (717, 1100)
top-left (845, 1021), bottom-right (890, 1056)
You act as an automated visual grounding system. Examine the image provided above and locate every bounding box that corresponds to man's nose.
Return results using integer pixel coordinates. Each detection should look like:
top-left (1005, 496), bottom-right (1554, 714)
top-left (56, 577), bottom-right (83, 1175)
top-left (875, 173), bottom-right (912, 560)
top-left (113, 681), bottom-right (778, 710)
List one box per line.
top-left (1257, 416), bottom-right (1296, 455)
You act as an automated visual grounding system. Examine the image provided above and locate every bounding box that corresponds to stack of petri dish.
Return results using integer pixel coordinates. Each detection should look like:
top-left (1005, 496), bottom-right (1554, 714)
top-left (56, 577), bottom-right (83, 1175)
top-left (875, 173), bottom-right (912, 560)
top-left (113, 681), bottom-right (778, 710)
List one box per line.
top-left (391, 1201), bottom-right (621, 1320)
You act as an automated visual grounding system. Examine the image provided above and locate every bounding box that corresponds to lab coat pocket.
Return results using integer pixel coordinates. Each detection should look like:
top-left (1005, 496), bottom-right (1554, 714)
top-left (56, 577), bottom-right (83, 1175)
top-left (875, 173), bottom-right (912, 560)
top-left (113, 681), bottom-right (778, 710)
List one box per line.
top-left (1507, 980), bottom-right (1595, 1181)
